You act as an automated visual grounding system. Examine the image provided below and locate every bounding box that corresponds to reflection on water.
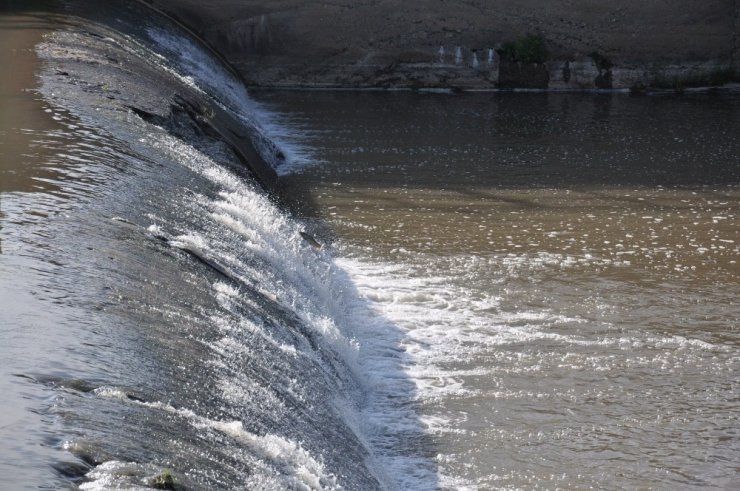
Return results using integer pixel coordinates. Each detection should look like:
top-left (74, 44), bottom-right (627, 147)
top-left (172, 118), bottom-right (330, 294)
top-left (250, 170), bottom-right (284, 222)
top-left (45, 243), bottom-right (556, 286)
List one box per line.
top-left (275, 91), bottom-right (739, 190)
top-left (268, 90), bottom-right (739, 279)
top-left (0, 11), bottom-right (66, 194)
top-left (258, 90), bottom-right (740, 488)
top-left (0, 11), bottom-right (83, 489)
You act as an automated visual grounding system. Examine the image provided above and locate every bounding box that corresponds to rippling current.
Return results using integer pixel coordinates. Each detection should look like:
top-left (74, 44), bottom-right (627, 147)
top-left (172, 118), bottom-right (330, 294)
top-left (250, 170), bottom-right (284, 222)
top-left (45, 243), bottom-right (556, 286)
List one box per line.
top-left (1, 1), bottom-right (739, 490)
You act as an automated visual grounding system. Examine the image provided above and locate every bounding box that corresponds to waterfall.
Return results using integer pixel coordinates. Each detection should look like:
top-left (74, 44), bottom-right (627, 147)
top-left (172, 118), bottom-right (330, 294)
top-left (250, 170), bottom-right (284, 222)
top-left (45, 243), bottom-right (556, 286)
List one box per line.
top-left (29, 2), bottom-right (436, 488)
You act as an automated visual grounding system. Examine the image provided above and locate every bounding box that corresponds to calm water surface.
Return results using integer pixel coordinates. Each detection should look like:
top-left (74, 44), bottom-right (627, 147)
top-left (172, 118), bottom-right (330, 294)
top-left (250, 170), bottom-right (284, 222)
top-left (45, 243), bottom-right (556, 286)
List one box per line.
top-left (260, 90), bottom-right (740, 489)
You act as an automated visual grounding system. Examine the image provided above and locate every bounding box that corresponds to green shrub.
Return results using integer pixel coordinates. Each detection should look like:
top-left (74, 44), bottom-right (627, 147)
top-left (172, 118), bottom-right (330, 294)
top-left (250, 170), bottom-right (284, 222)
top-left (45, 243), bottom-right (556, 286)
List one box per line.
top-left (499, 33), bottom-right (547, 64)
top-left (498, 42), bottom-right (518, 63)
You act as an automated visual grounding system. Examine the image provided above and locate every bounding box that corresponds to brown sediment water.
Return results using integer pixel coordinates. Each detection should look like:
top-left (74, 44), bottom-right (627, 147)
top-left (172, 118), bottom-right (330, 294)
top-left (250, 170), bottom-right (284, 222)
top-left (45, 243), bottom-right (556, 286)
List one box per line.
top-left (258, 89), bottom-right (740, 488)
top-left (0, 12), bottom-right (65, 194)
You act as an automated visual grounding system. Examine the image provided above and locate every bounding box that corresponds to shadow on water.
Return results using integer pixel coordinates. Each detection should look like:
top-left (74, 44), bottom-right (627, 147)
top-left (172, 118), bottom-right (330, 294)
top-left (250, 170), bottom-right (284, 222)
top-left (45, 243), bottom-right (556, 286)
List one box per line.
top-left (0, 0), bottom-right (57, 14)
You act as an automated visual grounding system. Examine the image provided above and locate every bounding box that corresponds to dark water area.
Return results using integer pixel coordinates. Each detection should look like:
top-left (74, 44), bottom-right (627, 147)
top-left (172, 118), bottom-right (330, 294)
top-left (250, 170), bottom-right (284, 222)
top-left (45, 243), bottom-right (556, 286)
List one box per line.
top-left (270, 89), bottom-right (740, 189)
top-left (1, 1), bottom-right (739, 489)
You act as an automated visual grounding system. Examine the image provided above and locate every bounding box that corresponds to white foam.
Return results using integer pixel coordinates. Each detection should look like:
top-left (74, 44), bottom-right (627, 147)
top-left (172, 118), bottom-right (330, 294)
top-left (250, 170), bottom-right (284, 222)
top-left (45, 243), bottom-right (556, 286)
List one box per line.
top-left (92, 389), bottom-right (340, 490)
top-left (79, 460), bottom-right (152, 490)
top-left (213, 281), bottom-right (239, 298)
top-left (326, 248), bottom-right (730, 486)
top-left (139, 127), bottom-right (436, 486)
top-left (145, 28), bottom-right (315, 174)
top-left (92, 386), bottom-right (129, 400)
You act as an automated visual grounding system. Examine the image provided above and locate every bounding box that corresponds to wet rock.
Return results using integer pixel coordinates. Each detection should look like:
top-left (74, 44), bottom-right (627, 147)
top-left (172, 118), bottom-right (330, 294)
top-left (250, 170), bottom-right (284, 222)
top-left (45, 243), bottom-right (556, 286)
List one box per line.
top-left (52, 461), bottom-right (91, 481)
top-left (19, 373), bottom-right (99, 393)
top-left (64, 440), bottom-right (107, 468)
top-left (38, 26), bottom-right (279, 191)
top-left (150, 468), bottom-right (176, 490)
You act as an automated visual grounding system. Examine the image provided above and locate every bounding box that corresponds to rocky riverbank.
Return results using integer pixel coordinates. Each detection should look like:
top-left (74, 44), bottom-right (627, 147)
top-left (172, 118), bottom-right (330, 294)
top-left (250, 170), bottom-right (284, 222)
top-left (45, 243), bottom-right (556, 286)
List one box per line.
top-left (149, 0), bottom-right (738, 90)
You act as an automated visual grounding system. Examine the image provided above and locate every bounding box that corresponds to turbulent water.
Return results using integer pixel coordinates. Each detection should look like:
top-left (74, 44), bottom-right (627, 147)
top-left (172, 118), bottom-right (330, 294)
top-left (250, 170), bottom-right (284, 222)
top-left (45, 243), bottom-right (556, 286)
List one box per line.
top-left (1, 1), bottom-right (739, 490)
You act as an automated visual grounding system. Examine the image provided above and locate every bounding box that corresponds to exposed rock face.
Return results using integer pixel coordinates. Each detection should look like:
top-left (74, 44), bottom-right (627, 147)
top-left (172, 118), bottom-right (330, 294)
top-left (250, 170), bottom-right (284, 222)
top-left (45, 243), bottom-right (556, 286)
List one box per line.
top-left (150, 0), bottom-right (738, 89)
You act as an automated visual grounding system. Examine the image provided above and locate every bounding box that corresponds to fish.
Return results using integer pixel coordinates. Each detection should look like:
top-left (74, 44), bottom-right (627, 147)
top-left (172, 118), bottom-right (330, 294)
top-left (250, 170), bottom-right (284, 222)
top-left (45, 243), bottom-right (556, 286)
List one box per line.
top-left (299, 231), bottom-right (323, 251)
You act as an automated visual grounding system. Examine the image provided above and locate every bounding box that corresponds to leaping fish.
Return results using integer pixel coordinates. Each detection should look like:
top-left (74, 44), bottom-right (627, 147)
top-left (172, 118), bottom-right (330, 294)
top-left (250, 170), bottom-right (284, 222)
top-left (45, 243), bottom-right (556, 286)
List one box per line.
top-left (299, 231), bottom-right (323, 251)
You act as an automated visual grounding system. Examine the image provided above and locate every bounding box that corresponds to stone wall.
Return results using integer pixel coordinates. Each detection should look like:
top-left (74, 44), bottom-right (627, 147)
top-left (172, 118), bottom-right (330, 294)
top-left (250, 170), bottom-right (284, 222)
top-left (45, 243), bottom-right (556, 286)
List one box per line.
top-left (150, 0), bottom-right (739, 89)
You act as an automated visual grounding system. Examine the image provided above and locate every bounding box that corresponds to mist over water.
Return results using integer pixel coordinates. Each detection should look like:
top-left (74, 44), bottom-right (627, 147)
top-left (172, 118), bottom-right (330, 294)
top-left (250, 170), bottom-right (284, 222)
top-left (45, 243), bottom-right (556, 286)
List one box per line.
top-left (1, 1), bottom-right (738, 490)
